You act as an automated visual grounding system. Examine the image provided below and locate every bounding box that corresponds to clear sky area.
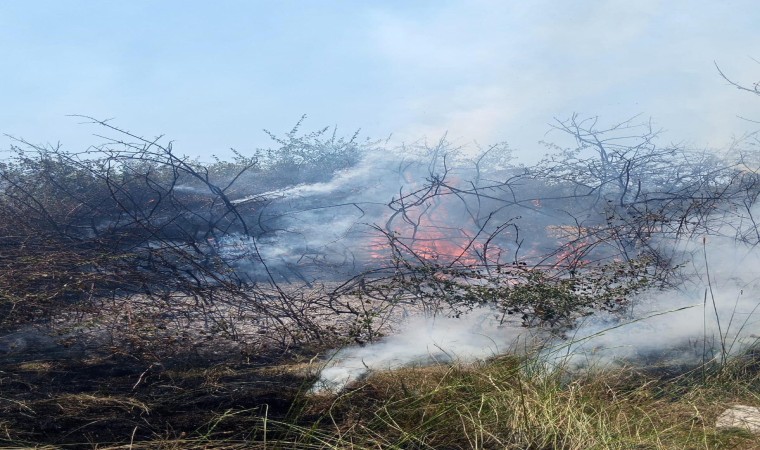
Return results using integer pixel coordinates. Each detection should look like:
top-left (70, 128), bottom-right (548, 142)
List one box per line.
top-left (1, 0), bottom-right (759, 163)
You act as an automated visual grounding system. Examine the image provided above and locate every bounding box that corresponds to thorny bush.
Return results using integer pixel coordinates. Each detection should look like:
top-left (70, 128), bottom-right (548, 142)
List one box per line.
top-left (1, 111), bottom-right (759, 349)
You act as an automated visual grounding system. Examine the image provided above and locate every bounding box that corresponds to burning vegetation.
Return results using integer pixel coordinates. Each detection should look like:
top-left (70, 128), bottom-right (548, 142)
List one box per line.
top-left (2, 73), bottom-right (760, 447)
top-left (2, 114), bottom-right (739, 343)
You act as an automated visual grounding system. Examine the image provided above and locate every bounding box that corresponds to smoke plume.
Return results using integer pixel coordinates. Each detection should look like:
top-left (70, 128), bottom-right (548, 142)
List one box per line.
top-left (311, 308), bottom-right (531, 393)
top-left (312, 232), bottom-right (760, 393)
top-left (545, 233), bottom-right (760, 371)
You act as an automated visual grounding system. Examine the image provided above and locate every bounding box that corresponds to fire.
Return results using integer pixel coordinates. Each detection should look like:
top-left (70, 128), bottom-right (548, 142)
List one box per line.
top-left (367, 201), bottom-right (484, 266)
top-left (545, 225), bottom-right (592, 269)
top-left (364, 186), bottom-right (596, 270)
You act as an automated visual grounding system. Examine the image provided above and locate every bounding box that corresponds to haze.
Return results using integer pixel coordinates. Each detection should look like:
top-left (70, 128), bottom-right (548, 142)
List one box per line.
top-left (1, 0), bottom-right (758, 161)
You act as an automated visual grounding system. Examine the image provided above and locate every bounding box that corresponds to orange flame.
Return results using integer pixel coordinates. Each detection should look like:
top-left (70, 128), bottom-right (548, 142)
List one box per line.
top-left (367, 199), bottom-right (484, 265)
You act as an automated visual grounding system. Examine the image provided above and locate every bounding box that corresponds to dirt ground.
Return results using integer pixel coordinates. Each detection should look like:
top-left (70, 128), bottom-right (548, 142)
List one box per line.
top-left (0, 285), bottom-right (420, 447)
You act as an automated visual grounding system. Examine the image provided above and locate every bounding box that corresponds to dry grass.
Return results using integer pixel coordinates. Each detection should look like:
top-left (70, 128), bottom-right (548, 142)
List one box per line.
top-left (266, 355), bottom-right (760, 449)
top-left (2, 342), bottom-right (760, 449)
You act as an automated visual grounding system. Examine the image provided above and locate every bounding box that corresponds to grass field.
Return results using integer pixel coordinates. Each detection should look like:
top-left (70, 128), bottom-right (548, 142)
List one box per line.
top-left (2, 338), bottom-right (759, 449)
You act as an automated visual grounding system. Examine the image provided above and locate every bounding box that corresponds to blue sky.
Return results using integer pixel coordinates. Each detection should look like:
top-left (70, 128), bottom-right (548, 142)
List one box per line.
top-left (1, 0), bottom-right (759, 162)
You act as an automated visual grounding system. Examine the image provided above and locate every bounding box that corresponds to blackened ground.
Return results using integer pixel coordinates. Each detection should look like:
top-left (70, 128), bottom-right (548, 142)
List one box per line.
top-left (0, 345), bottom-right (319, 448)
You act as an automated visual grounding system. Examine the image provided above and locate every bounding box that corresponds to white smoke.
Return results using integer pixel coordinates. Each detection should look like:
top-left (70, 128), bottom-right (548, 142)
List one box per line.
top-left (220, 148), bottom-right (486, 280)
top-left (223, 142), bottom-right (760, 383)
top-left (232, 150), bottom-right (405, 205)
top-left (310, 307), bottom-right (532, 393)
top-left (543, 233), bottom-right (760, 371)
top-left (311, 232), bottom-right (760, 392)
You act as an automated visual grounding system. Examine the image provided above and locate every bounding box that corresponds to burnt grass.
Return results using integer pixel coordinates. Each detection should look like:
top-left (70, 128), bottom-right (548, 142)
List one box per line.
top-left (0, 345), bottom-right (320, 448)
top-left (3, 326), bottom-right (760, 449)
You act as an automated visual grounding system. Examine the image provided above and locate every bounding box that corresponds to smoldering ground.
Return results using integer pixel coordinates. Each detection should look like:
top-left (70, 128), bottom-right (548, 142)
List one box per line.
top-left (310, 307), bottom-right (533, 393)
